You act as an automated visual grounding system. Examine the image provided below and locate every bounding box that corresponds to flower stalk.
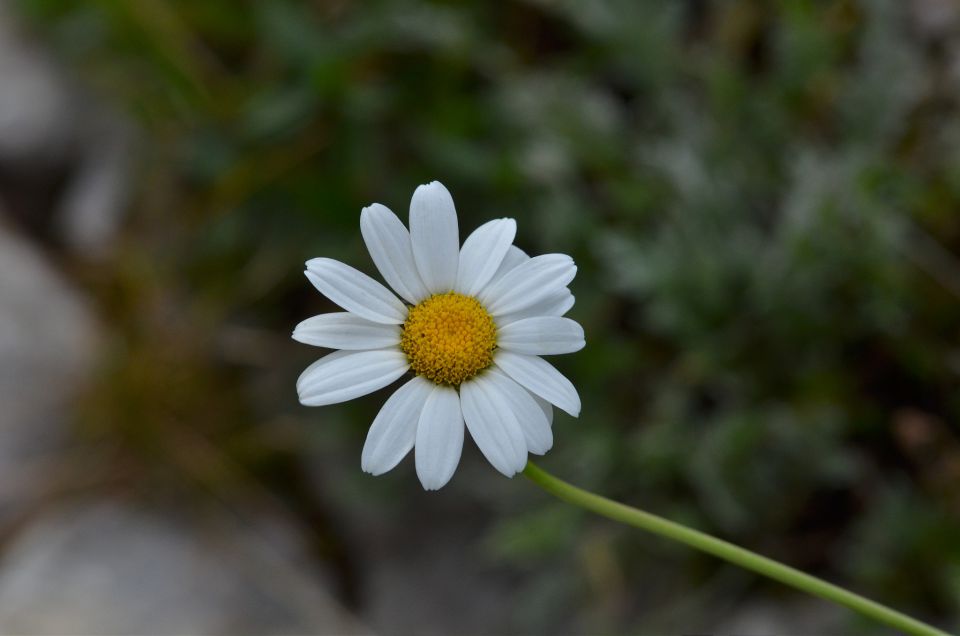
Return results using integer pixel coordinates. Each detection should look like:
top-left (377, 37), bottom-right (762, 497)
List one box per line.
top-left (523, 460), bottom-right (952, 636)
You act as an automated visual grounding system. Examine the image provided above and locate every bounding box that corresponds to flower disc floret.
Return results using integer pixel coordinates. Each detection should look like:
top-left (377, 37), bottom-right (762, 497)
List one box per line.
top-left (400, 292), bottom-right (497, 386)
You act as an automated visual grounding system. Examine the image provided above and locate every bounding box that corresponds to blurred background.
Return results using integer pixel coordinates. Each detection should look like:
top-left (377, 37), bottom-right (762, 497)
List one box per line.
top-left (0, 0), bottom-right (958, 634)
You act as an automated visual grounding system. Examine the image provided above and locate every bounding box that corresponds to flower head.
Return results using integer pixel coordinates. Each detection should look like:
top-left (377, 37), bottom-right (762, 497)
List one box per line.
top-left (294, 181), bottom-right (584, 490)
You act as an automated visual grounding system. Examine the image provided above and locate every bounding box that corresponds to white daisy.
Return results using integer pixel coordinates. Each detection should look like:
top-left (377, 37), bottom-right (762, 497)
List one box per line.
top-left (294, 181), bottom-right (584, 490)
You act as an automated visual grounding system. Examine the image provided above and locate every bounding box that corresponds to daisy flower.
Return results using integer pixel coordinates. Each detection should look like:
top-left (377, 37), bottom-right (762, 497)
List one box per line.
top-left (294, 181), bottom-right (584, 490)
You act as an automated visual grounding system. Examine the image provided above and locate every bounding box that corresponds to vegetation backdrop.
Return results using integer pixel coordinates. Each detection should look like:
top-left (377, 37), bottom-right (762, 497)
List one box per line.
top-left (16, 0), bottom-right (960, 633)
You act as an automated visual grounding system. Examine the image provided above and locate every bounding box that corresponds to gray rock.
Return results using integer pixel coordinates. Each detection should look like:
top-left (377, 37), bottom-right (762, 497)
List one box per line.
top-left (716, 597), bottom-right (860, 636)
top-left (0, 3), bottom-right (131, 256)
top-left (0, 4), bottom-right (74, 165)
top-left (0, 212), bottom-right (369, 635)
top-left (910, 0), bottom-right (959, 40)
top-left (0, 499), bottom-right (371, 635)
top-left (0, 219), bottom-right (99, 508)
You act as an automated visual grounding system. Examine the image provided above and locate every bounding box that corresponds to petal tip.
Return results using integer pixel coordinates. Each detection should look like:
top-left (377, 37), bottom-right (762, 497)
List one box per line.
top-left (415, 180), bottom-right (451, 198)
top-left (361, 202), bottom-right (387, 218)
top-left (305, 257), bottom-right (331, 271)
top-left (417, 470), bottom-right (454, 491)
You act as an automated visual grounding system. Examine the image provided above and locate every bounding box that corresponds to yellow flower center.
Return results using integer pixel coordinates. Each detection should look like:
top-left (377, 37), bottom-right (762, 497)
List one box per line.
top-left (400, 292), bottom-right (498, 386)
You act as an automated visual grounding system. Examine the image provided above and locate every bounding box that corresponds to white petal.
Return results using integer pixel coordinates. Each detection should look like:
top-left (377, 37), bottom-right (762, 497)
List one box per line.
top-left (478, 254), bottom-right (576, 316)
top-left (494, 351), bottom-right (581, 417)
top-left (540, 289), bottom-right (576, 316)
top-left (456, 218), bottom-right (517, 296)
top-left (415, 385), bottom-right (464, 490)
top-left (498, 317), bottom-right (585, 355)
top-left (497, 288), bottom-right (575, 325)
top-left (305, 258), bottom-right (407, 324)
top-left (361, 376), bottom-right (433, 475)
top-left (489, 245), bottom-right (529, 284)
top-left (532, 392), bottom-right (554, 427)
top-left (486, 370), bottom-right (553, 455)
top-left (409, 181), bottom-right (459, 293)
top-left (360, 203), bottom-right (431, 304)
top-left (297, 349), bottom-right (409, 406)
top-left (460, 376), bottom-right (528, 477)
top-left (293, 312), bottom-right (401, 350)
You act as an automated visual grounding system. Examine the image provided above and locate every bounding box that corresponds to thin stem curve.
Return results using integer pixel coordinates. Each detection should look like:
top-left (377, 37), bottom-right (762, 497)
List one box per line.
top-left (523, 461), bottom-right (953, 636)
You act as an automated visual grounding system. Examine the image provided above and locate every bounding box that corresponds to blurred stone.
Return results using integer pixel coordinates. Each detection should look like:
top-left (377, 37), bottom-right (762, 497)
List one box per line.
top-left (0, 218), bottom-right (99, 508)
top-left (909, 0), bottom-right (959, 40)
top-left (0, 214), bottom-right (368, 634)
top-left (362, 520), bottom-right (516, 636)
top-left (0, 4), bottom-right (73, 165)
top-left (0, 499), bottom-right (371, 635)
top-left (0, 2), bottom-right (131, 255)
top-left (716, 597), bottom-right (853, 636)
top-left (305, 452), bottom-right (527, 636)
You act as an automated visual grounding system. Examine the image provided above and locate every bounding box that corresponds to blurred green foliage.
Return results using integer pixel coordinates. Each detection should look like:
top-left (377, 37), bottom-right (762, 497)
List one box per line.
top-left (17, 0), bottom-right (960, 632)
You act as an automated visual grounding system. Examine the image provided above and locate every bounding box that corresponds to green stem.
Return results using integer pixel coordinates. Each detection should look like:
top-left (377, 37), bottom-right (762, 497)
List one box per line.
top-left (523, 461), bottom-right (952, 636)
